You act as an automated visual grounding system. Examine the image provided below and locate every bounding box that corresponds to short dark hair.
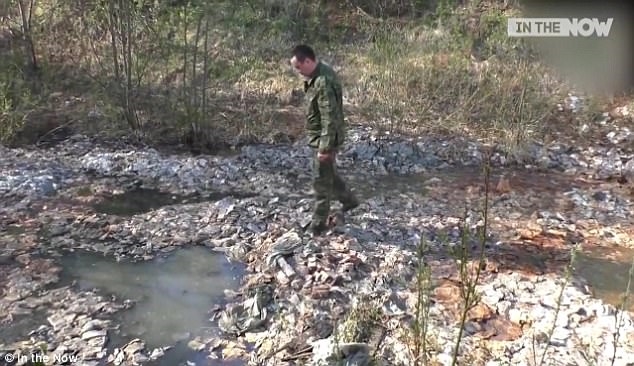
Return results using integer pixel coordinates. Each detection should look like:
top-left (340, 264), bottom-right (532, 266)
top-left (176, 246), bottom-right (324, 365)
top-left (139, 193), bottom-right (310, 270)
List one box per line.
top-left (292, 44), bottom-right (316, 62)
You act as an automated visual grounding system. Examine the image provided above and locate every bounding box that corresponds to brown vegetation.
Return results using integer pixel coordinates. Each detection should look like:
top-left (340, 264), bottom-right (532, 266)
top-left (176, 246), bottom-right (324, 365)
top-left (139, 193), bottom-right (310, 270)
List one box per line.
top-left (0, 0), bottom-right (631, 154)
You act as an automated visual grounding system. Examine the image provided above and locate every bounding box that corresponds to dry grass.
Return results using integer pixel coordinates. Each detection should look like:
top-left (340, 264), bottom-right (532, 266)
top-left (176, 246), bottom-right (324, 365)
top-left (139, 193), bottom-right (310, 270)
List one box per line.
top-left (0, 0), bottom-right (629, 154)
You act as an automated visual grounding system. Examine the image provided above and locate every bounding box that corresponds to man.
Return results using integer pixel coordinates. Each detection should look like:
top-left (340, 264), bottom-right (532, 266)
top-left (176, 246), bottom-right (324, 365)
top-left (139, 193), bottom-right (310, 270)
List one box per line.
top-left (290, 44), bottom-right (359, 236)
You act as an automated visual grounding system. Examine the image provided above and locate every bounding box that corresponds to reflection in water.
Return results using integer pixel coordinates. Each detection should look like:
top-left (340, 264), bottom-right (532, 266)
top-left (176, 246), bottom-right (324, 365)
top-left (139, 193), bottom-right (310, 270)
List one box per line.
top-left (59, 246), bottom-right (243, 364)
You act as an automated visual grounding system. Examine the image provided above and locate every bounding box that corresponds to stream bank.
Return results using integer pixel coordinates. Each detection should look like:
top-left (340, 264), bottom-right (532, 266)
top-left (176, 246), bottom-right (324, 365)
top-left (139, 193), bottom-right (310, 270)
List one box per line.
top-left (1, 126), bottom-right (633, 365)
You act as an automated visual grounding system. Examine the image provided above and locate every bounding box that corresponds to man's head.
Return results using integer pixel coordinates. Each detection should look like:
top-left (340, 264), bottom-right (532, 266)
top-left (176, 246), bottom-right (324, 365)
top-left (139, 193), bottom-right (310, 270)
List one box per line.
top-left (291, 44), bottom-right (318, 77)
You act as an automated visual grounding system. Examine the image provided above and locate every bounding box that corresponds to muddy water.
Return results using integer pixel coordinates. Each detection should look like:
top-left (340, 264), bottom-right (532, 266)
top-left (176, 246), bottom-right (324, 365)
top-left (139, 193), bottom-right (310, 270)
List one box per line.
top-left (351, 173), bottom-right (431, 198)
top-left (91, 187), bottom-right (255, 216)
top-left (576, 246), bottom-right (634, 312)
top-left (345, 167), bottom-right (634, 313)
top-left (58, 246), bottom-right (243, 365)
top-left (341, 165), bottom-right (600, 202)
top-left (0, 311), bottom-right (48, 346)
top-left (1, 187), bottom-right (250, 365)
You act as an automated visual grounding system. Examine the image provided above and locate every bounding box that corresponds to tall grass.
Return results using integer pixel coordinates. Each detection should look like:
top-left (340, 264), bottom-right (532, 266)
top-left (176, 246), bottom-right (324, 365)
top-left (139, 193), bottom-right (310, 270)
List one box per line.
top-left (0, 0), bottom-right (583, 155)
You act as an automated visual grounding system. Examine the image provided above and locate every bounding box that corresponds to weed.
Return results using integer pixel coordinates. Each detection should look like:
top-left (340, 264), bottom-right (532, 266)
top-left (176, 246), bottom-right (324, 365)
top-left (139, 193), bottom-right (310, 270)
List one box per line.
top-left (411, 235), bottom-right (433, 365)
top-left (611, 257), bottom-right (634, 366)
top-left (0, 0), bottom-right (599, 155)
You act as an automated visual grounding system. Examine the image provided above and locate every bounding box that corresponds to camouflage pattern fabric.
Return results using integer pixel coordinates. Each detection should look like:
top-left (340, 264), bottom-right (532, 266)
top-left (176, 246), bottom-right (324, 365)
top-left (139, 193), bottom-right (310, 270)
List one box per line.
top-left (304, 61), bottom-right (346, 153)
top-left (303, 61), bottom-right (358, 230)
top-left (311, 152), bottom-right (357, 228)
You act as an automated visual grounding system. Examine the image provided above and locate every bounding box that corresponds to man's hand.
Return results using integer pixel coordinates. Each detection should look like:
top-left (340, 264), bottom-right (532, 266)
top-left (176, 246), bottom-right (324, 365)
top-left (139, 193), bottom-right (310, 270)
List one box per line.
top-left (317, 150), bottom-right (335, 163)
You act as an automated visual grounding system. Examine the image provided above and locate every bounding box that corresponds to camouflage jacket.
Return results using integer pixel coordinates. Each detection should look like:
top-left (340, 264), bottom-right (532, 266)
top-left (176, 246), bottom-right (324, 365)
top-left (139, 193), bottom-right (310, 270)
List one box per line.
top-left (303, 61), bottom-right (346, 153)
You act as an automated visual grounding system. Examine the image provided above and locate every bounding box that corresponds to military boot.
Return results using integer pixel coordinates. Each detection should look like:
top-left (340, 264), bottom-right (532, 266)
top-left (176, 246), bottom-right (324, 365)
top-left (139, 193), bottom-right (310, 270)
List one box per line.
top-left (341, 196), bottom-right (360, 212)
top-left (308, 220), bottom-right (328, 237)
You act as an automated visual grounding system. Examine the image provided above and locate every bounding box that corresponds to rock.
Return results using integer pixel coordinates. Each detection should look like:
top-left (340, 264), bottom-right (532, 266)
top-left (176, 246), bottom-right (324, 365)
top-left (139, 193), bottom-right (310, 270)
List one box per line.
top-left (187, 337), bottom-right (206, 352)
top-left (122, 339), bottom-right (145, 356)
top-left (549, 327), bottom-right (571, 347)
top-left (47, 314), bottom-right (67, 331)
top-left (81, 329), bottom-right (107, 340)
top-left (108, 349), bottom-right (125, 365)
top-left (1, 125), bottom-right (634, 366)
top-left (80, 319), bottom-right (105, 333)
top-left (623, 158), bottom-right (634, 183)
top-left (149, 348), bottom-right (166, 359)
top-left (508, 308), bottom-right (531, 326)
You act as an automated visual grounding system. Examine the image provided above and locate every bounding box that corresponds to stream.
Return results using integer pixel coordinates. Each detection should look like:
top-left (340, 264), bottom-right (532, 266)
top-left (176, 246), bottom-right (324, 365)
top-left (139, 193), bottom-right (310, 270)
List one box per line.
top-left (1, 130), bottom-right (634, 365)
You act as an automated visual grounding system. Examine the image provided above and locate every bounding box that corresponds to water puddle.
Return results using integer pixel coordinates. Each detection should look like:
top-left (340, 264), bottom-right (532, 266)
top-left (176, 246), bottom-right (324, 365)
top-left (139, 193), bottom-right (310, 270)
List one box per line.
top-left (350, 173), bottom-right (430, 198)
top-left (91, 187), bottom-right (255, 216)
top-left (0, 310), bottom-right (48, 346)
top-left (576, 245), bottom-right (634, 312)
top-left (58, 246), bottom-right (244, 365)
top-left (338, 165), bottom-right (601, 201)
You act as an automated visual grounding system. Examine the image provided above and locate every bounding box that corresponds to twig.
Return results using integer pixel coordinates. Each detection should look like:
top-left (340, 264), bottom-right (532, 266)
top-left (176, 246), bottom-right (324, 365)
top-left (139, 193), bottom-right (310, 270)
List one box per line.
top-left (35, 118), bottom-right (77, 147)
top-left (611, 256), bottom-right (634, 366)
top-left (450, 147), bottom-right (493, 365)
top-left (536, 245), bottom-right (578, 366)
top-left (280, 345), bottom-right (313, 362)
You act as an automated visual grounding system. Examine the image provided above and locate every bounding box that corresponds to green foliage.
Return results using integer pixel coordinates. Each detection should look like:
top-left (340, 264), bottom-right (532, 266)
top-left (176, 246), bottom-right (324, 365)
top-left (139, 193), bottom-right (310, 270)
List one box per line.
top-left (0, 54), bottom-right (36, 143)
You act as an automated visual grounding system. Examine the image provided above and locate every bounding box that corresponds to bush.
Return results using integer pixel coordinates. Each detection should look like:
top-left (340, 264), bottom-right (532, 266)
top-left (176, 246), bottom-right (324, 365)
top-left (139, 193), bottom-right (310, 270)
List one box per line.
top-left (0, 0), bottom-right (606, 154)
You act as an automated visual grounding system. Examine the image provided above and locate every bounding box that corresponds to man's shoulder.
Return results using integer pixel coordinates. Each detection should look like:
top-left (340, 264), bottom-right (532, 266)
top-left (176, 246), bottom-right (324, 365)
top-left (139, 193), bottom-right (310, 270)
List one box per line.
top-left (316, 62), bottom-right (341, 88)
top-left (320, 62), bottom-right (340, 78)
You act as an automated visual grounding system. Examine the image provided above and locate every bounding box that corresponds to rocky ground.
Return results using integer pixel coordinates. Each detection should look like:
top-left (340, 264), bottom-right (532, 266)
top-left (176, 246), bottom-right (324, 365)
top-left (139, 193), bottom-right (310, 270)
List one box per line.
top-left (1, 111), bottom-right (634, 366)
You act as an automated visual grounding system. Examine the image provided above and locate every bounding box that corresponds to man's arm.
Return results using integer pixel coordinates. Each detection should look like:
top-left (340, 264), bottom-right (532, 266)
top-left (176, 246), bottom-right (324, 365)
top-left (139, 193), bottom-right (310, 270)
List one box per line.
top-left (316, 77), bottom-right (340, 153)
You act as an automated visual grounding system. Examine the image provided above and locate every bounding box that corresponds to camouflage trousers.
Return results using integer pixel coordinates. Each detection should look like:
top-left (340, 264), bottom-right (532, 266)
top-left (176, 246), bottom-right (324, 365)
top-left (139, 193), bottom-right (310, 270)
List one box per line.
top-left (311, 150), bottom-right (357, 226)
